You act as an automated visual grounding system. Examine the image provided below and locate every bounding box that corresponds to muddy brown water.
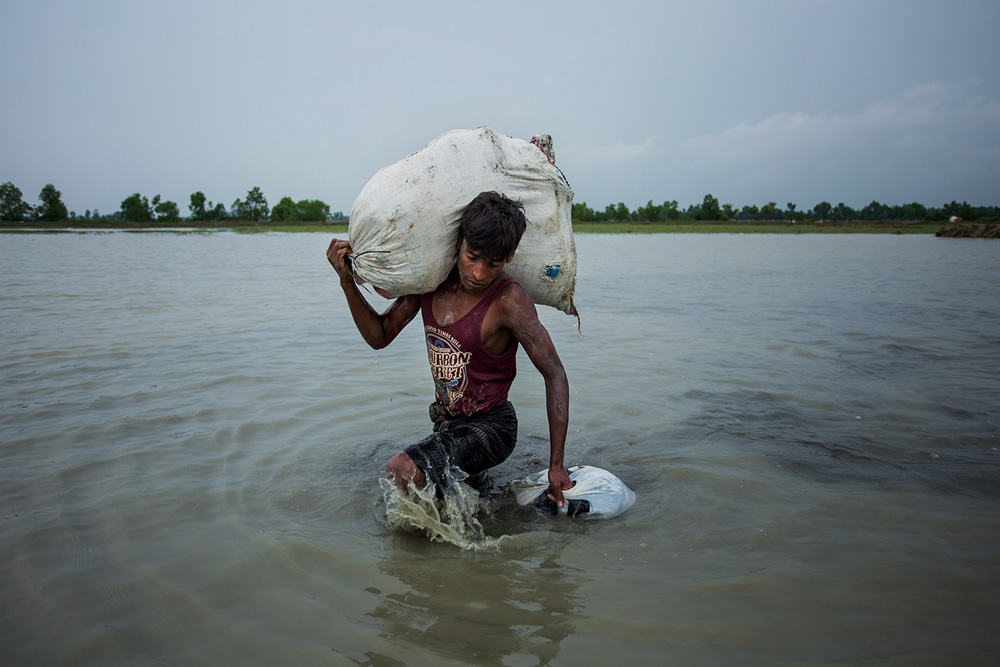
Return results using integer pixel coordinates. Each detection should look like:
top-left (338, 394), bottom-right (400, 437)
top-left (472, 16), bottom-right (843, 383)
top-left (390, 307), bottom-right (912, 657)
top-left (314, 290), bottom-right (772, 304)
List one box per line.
top-left (2, 231), bottom-right (998, 664)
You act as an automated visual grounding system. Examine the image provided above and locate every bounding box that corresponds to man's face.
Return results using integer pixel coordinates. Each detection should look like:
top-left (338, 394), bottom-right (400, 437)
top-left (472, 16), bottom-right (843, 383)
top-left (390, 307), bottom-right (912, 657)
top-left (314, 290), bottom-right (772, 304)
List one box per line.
top-left (455, 240), bottom-right (511, 293)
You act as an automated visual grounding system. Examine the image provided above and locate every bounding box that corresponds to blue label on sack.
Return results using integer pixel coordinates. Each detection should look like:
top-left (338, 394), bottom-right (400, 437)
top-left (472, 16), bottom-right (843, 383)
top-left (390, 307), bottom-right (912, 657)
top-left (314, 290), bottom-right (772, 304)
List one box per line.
top-left (544, 264), bottom-right (560, 279)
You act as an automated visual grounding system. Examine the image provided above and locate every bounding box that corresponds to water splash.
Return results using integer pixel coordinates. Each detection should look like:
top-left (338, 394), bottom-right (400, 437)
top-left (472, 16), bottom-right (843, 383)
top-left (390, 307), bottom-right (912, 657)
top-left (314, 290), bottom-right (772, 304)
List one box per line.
top-left (378, 476), bottom-right (505, 551)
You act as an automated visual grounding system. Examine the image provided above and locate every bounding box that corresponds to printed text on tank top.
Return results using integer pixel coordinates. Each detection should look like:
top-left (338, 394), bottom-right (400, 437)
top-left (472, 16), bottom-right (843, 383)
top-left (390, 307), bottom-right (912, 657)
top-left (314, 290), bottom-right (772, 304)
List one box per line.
top-left (421, 274), bottom-right (519, 416)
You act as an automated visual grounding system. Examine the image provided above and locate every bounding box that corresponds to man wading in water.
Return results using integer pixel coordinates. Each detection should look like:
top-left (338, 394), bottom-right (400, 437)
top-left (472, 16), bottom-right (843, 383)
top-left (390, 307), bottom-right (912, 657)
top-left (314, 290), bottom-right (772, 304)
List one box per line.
top-left (327, 191), bottom-right (573, 507)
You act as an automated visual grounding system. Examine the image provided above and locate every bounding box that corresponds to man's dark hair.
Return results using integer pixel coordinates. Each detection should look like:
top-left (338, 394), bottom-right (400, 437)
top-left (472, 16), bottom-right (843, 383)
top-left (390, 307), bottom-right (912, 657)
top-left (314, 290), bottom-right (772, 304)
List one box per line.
top-left (457, 191), bottom-right (527, 260)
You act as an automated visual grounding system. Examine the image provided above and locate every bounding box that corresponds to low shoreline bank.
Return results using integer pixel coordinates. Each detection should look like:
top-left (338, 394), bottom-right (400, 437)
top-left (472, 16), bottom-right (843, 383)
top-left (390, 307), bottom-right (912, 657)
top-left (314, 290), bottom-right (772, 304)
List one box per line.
top-left (570, 221), bottom-right (942, 234)
top-left (1, 221), bottom-right (946, 234)
top-left (934, 221), bottom-right (1000, 238)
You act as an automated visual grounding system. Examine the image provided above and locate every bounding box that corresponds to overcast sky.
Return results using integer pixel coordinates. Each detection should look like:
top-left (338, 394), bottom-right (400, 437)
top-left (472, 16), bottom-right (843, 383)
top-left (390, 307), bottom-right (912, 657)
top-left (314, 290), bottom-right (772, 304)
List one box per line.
top-left (2, 0), bottom-right (998, 216)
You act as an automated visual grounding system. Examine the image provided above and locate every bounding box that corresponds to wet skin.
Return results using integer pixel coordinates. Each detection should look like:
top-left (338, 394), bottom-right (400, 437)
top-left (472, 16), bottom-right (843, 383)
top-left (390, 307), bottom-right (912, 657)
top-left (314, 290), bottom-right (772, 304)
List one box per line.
top-left (327, 237), bottom-right (573, 505)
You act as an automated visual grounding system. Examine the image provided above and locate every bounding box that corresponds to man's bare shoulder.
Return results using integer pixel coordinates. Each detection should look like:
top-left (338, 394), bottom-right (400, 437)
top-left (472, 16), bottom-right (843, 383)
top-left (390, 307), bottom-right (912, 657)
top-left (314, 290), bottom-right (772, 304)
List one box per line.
top-left (497, 275), bottom-right (531, 301)
top-left (394, 292), bottom-right (422, 307)
top-left (385, 292), bottom-right (422, 322)
top-left (494, 277), bottom-right (540, 327)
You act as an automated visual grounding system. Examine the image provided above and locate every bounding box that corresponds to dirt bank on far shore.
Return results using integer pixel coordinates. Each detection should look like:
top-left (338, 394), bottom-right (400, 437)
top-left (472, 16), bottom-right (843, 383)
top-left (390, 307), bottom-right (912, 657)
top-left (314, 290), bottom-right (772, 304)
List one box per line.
top-left (935, 221), bottom-right (1000, 238)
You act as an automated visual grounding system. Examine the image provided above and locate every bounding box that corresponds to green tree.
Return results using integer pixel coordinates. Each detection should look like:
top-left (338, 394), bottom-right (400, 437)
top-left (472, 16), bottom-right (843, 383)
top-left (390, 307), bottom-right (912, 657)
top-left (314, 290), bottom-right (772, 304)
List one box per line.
top-left (958, 201), bottom-right (977, 220)
top-left (0, 181), bottom-right (33, 221)
top-left (232, 186), bottom-right (269, 221)
top-left (634, 200), bottom-right (664, 221)
top-left (786, 202), bottom-right (805, 221)
top-left (760, 202), bottom-right (780, 219)
top-left (121, 193), bottom-right (154, 221)
top-left (571, 202), bottom-right (595, 222)
top-left (267, 195), bottom-right (329, 222)
top-left (190, 191), bottom-right (227, 221)
top-left (901, 202), bottom-right (927, 220)
top-left (813, 201), bottom-right (832, 219)
top-left (189, 191), bottom-right (208, 220)
top-left (860, 200), bottom-right (887, 220)
top-left (270, 196), bottom-right (296, 222)
top-left (941, 200), bottom-right (966, 219)
top-left (155, 198), bottom-right (180, 221)
top-left (832, 202), bottom-right (856, 220)
top-left (700, 194), bottom-right (724, 220)
top-left (663, 200), bottom-right (680, 220)
top-left (296, 199), bottom-right (331, 222)
top-left (36, 184), bottom-right (69, 222)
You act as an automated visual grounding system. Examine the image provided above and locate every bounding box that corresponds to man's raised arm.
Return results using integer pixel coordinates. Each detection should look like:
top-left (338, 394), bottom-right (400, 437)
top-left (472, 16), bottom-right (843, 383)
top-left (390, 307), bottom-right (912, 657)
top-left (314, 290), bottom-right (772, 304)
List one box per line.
top-left (327, 238), bottom-right (420, 350)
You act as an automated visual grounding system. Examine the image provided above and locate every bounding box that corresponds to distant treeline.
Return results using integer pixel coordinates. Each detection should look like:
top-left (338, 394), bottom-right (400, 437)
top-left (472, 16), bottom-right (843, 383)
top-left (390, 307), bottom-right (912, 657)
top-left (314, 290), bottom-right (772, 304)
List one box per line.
top-left (0, 182), bottom-right (347, 223)
top-left (3, 181), bottom-right (997, 225)
top-left (573, 195), bottom-right (998, 223)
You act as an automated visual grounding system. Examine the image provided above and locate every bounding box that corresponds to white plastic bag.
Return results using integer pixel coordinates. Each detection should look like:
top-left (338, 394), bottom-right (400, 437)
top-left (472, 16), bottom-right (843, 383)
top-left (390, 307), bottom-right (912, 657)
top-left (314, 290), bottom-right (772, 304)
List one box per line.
top-left (347, 127), bottom-right (577, 314)
top-left (512, 465), bottom-right (636, 519)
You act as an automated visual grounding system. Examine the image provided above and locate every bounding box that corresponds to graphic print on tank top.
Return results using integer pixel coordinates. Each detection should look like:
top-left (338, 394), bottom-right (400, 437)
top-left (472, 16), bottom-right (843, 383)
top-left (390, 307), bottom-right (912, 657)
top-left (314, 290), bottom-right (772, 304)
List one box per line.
top-left (422, 275), bottom-right (519, 416)
top-left (425, 326), bottom-right (472, 410)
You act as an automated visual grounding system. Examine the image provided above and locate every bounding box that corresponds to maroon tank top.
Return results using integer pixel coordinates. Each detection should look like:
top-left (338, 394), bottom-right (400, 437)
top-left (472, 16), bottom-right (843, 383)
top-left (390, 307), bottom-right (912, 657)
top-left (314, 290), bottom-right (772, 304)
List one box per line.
top-left (421, 275), bottom-right (518, 416)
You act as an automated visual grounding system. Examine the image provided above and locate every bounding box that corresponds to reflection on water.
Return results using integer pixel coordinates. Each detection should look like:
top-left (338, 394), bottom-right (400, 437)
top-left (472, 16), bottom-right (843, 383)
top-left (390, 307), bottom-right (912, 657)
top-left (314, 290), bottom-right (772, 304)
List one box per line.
top-left (360, 540), bottom-right (581, 665)
top-left (2, 232), bottom-right (999, 663)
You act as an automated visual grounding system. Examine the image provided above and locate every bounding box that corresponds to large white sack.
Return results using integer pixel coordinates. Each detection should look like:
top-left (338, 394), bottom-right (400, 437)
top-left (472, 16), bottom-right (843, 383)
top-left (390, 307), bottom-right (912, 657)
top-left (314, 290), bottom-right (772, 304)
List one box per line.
top-left (512, 465), bottom-right (637, 519)
top-left (347, 127), bottom-right (577, 314)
